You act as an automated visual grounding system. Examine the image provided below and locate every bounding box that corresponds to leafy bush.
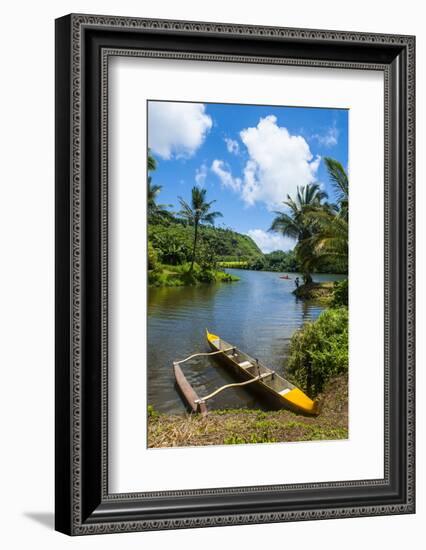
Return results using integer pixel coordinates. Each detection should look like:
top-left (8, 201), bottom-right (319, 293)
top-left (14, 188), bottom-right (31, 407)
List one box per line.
top-left (248, 257), bottom-right (267, 270)
top-left (247, 249), bottom-right (300, 272)
top-left (331, 279), bottom-right (348, 307)
top-left (287, 307), bottom-right (348, 397)
top-left (148, 241), bottom-right (158, 270)
top-left (197, 242), bottom-right (218, 271)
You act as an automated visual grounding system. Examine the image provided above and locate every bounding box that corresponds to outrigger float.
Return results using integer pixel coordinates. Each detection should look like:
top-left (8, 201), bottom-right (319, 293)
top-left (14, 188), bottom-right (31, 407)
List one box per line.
top-left (173, 330), bottom-right (319, 417)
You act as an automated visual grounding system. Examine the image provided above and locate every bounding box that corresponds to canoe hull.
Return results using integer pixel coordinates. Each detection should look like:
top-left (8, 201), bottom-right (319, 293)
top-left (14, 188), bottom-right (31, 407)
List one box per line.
top-left (206, 332), bottom-right (318, 415)
top-left (173, 362), bottom-right (208, 416)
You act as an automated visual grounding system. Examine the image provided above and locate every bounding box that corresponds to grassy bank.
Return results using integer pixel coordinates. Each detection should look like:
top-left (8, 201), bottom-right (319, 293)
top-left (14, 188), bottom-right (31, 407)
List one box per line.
top-left (217, 261), bottom-right (249, 269)
top-left (293, 281), bottom-right (334, 302)
top-left (293, 278), bottom-right (348, 304)
top-left (148, 262), bottom-right (239, 287)
top-left (147, 374), bottom-right (348, 448)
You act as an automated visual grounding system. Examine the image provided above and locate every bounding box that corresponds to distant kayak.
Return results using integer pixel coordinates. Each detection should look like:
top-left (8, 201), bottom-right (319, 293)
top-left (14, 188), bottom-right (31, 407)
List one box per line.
top-left (279, 275), bottom-right (291, 280)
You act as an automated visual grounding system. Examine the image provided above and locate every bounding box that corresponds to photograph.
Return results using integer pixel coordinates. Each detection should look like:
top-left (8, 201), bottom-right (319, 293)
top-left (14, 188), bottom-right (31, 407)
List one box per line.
top-left (146, 100), bottom-right (349, 448)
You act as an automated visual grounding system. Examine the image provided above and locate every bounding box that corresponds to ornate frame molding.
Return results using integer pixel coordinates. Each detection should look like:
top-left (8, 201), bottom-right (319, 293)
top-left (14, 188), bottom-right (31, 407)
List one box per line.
top-left (55, 14), bottom-right (415, 535)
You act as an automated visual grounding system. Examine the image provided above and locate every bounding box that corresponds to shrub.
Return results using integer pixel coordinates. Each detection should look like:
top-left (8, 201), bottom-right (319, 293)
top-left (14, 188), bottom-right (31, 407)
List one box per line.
top-left (287, 307), bottom-right (348, 397)
top-left (249, 257), bottom-right (267, 270)
top-left (331, 279), bottom-right (348, 307)
top-left (147, 241), bottom-right (158, 270)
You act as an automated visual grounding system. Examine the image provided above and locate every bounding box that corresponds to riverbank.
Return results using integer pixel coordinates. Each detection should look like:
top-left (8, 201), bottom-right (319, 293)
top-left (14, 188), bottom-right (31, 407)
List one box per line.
top-left (148, 263), bottom-right (240, 287)
top-left (293, 281), bottom-right (335, 302)
top-left (147, 374), bottom-right (348, 448)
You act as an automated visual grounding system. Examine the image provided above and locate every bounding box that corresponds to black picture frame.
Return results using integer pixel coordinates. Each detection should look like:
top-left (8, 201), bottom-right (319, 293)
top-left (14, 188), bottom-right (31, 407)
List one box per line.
top-left (55, 13), bottom-right (415, 536)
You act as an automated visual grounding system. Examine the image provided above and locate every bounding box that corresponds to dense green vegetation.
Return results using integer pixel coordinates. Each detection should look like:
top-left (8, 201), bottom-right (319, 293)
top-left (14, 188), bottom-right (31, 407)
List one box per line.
top-left (331, 279), bottom-right (349, 307)
top-left (147, 151), bottom-right (262, 286)
top-left (148, 261), bottom-right (239, 287)
top-left (178, 186), bottom-right (223, 271)
top-left (247, 249), bottom-right (299, 272)
top-left (149, 222), bottom-right (262, 266)
top-left (287, 306), bottom-right (348, 398)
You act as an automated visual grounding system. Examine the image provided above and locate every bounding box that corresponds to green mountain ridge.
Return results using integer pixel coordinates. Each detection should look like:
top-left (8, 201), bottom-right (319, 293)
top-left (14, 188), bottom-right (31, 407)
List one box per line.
top-left (149, 221), bottom-right (347, 275)
top-left (149, 222), bottom-right (263, 264)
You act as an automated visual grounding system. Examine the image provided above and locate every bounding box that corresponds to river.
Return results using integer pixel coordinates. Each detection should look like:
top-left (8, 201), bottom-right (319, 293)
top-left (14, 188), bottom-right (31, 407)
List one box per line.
top-left (147, 269), bottom-right (345, 413)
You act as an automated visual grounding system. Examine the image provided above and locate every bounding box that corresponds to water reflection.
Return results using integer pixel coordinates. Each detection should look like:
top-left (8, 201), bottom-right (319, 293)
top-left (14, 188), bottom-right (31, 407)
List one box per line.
top-left (147, 270), bottom-right (345, 413)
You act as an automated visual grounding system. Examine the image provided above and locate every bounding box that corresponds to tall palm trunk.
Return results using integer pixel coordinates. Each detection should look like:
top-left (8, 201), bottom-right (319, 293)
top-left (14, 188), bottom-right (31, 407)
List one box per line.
top-left (303, 273), bottom-right (313, 285)
top-left (190, 220), bottom-right (199, 272)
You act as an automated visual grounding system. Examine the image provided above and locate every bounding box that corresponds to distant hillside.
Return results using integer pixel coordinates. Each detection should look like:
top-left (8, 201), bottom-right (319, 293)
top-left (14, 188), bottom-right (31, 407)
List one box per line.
top-left (149, 222), bottom-right (263, 264)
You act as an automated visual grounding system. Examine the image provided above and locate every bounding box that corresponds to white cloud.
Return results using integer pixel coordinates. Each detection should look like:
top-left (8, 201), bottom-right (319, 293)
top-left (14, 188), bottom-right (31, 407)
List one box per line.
top-left (148, 102), bottom-right (212, 159)
top-left (224, 137), bottom-right (240, 155)
top-left (211, 160), bottom-right (242, 192)
top-left (239, 115), bottom-right (320, 209)
top-left (312, 124), bottom-right (339, 147)
top-left (195, 164), bottom-right (208, 187)
top-left (247, 229), bottom-right (295, 253)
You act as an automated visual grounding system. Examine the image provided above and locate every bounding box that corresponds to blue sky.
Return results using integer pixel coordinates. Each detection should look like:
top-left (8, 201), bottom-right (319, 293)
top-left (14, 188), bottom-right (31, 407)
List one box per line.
top-left (148, 101), bottom-right (348, 253)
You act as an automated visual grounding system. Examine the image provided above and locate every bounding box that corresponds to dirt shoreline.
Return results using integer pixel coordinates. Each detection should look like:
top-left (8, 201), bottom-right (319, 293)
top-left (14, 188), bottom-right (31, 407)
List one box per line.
top-left (148, 374), bottom-right (348, 448)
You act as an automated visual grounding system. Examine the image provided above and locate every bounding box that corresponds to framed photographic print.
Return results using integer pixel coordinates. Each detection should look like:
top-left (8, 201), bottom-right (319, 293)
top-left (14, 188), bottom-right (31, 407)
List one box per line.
top-left (55, 14), bottom-right (415, 535)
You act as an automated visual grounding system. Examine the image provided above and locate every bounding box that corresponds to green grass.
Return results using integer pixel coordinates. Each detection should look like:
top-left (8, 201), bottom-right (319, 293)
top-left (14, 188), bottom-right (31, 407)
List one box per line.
top-left (148, 374), bottom-right (348, 448)
top-left (223, 434), bottom-right (278, 445)
top-left (148, 262), bottom-right (240, 287)
top-left (217, 261), bottom-right (249, 269)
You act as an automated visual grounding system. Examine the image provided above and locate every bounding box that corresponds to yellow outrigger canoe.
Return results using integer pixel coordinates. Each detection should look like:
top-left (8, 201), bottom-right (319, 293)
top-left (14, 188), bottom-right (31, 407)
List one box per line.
top-left (206, 330), bottom-right (319, 416)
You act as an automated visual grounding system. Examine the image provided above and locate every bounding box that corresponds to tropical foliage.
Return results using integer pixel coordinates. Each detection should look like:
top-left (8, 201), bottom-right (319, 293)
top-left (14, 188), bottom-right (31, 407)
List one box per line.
top-left (331, 279), bottom-right (349, 307)
top-left (149, 223), bottom-right (262, 267)
top-left (247, 250), bottom-right (299, 272)
top-left (287, 307), bottom-right (348, 397)
top-left (270, 157), bottom-right (349, 283)
top-left (178, 187), bottom-right (223, 271)
top-left (147, 151), bottom-right (348, 287)
top-left (270, 183), bottom-right (328, 283)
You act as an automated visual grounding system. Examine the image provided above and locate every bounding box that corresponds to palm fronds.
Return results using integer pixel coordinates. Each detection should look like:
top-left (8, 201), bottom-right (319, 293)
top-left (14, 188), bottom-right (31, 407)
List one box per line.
top-left (269, 161), bottom-right (348, 281)
top-left (178, 186), bottom-right (223, 270)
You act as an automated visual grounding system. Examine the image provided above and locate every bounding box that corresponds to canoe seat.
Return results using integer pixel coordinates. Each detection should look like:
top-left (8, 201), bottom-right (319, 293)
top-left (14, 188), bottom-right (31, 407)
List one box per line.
top-left (279, 388), bottom-right (291, 396)
top-left (239, 361), bottom-right (252, 368)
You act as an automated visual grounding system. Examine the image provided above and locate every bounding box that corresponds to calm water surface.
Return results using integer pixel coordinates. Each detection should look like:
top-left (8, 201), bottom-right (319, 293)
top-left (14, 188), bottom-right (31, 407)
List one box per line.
top-left (148, 269), bottom-right (345, 413)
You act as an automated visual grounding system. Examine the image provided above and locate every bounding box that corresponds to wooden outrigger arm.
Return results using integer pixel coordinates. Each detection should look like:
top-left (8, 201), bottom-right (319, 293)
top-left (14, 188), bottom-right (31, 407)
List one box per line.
top-left (194, 372), bottom-right (273, 404)
top-left (174, 348), bottom-right (234, 366)
top-left (173, 346), bottom-right (276, 415)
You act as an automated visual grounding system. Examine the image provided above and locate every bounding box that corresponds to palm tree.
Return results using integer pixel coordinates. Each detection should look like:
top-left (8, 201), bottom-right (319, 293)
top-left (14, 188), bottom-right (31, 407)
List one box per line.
top-left (147, 150), bottom-right (172, 221)
top-left (148, 149), bottom-right (157, 172)
top-left (299, 160), bottom-right (349, 274)
top-left (147, 177), bottom-right (161, 216)
top-left (147, 149), bottom-right (159, 218)
top-left (298, 208), bottom-right (348, 273)
top-left (269, 183), bottom-right (328, 283)
top-left (178, 187), bottom-right (223, 271)
top-left (323, 157), bottom-right (348, 220)
top-left (147, 178), bottom-right (173, 222)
